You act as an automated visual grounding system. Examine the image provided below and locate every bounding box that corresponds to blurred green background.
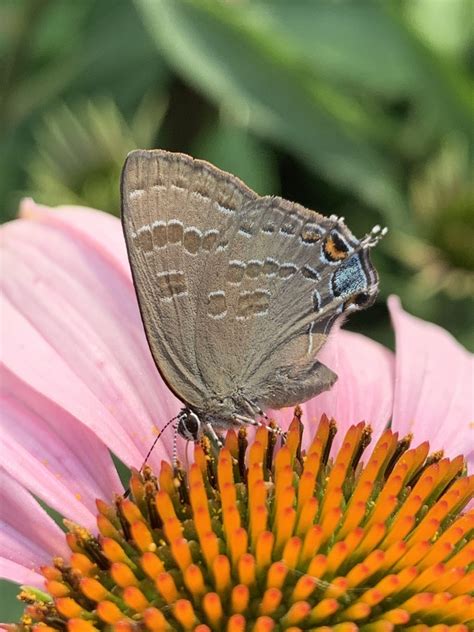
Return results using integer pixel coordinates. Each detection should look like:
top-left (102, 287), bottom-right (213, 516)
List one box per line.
top-left (0, 0), bottom-right (473, 619)
top-left (2, 0), bottom-right (473, 349)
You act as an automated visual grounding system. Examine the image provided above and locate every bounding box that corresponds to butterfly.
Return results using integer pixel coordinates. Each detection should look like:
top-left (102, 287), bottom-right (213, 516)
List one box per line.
top-left (121, 150), bottom-right (385, 448)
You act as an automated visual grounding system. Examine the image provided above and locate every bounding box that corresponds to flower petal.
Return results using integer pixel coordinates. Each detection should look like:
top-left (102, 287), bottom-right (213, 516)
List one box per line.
top-left (1, 203), bottom-right (182, 471)
top-left (389, 295), bottom-right (474, 467)
top-left (0, 559), bottom-right (44, 588)
top-left (19, 198), bottom-right (129, 280)
top-left (272, 327), bottom-right (395, 452)
top-left (0, 470), bottom-right (68, 586)
top-left (1, 356), bottom-right (122, 529)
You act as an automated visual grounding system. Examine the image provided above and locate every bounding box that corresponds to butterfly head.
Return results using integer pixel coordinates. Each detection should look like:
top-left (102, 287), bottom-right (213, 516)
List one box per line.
top-left (177, 408), bottom-right (202, 441)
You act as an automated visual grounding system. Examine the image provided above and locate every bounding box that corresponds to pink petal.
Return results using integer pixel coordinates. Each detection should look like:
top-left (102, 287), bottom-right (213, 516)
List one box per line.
top-left (19, 198), bottom-right (129, 281)
top-left (0, 470), bottom-right (68, 586)
top-left (389, 295), bottom-right (474, 467)
top-left (272, 328), bottom-right (395, 453)
top-left (0, 559), bottom-right (43, 588)
top-left (1, 203), bottom-right (182, 472)
top-left (1, 364), bottom-right (122, 529)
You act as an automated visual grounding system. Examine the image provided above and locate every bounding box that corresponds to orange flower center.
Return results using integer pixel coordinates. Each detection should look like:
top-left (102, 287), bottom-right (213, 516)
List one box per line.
top-left (17, 410), bottom-right (474, 631)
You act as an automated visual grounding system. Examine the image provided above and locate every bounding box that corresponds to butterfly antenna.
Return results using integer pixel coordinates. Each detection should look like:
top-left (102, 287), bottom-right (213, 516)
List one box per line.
top-left (141, 415), bottom-right (179, 469)
top-left (173, 424), bottom-right (178, 467)
top-left (361, 224), bottom-right (388, 249)
top-left (123, 415), bottom-right (178, 498)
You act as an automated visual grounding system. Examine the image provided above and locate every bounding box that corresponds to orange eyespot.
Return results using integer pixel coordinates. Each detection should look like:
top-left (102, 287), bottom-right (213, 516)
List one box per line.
top-left (323, 234), bottom-right (349, 262)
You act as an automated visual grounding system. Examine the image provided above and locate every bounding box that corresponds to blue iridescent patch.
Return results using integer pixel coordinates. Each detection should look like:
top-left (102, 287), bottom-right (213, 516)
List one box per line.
top-left (331, 255), bottom-right (368, 298)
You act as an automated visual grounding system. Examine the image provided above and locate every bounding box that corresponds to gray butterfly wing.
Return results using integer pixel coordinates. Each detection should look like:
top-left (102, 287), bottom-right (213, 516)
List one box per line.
top-left (195, 196), bottom-right (379, 411)
top-left (121, 149), bottom-right (257, 407)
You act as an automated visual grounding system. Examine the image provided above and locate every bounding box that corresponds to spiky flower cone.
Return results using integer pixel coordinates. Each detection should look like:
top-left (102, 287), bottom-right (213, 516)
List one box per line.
top-left (16, 411), bottom-right (474, 631)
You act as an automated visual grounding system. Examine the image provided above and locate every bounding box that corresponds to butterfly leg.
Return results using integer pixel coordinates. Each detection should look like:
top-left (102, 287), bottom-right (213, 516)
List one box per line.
top-left (242, 399), bottom-right (270, 421)
top-left (235, 413), bottom-right (259, 427)
top-left (234, 413), bottom-right (286, 440)
top-left (239, 398), bottom-right (287, 438)
top-left (205, 422), bottom-right (224, 449)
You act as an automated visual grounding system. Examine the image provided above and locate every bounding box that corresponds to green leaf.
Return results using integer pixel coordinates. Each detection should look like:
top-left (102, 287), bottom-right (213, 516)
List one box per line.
top-left (191, 121), bottom-right (280, 196)
top-left (243, 2), bottom-right (421, 97)
top-left (252, 2), bottom-right (473, 141)
top-left (25, 94), bottom-right (166, 214)
top-left (135, 0), bottom-right (408, 226)
top-left (0, 580), bottom-right (23, 622)
top-left (3, 0), bottom-right (167, 129)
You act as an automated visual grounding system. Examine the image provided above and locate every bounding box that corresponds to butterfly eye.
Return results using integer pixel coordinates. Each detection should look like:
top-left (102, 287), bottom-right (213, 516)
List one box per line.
top-left (186, 411), bottom-right (201, 439)
top-left (177, 410), bottom-right (201, 441)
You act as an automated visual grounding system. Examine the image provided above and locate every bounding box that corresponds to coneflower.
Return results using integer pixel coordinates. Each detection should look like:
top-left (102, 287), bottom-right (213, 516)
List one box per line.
top-left (14, 412), bottom-right (473, 631)
top-left (1, 201), bottom-right (472, 631)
